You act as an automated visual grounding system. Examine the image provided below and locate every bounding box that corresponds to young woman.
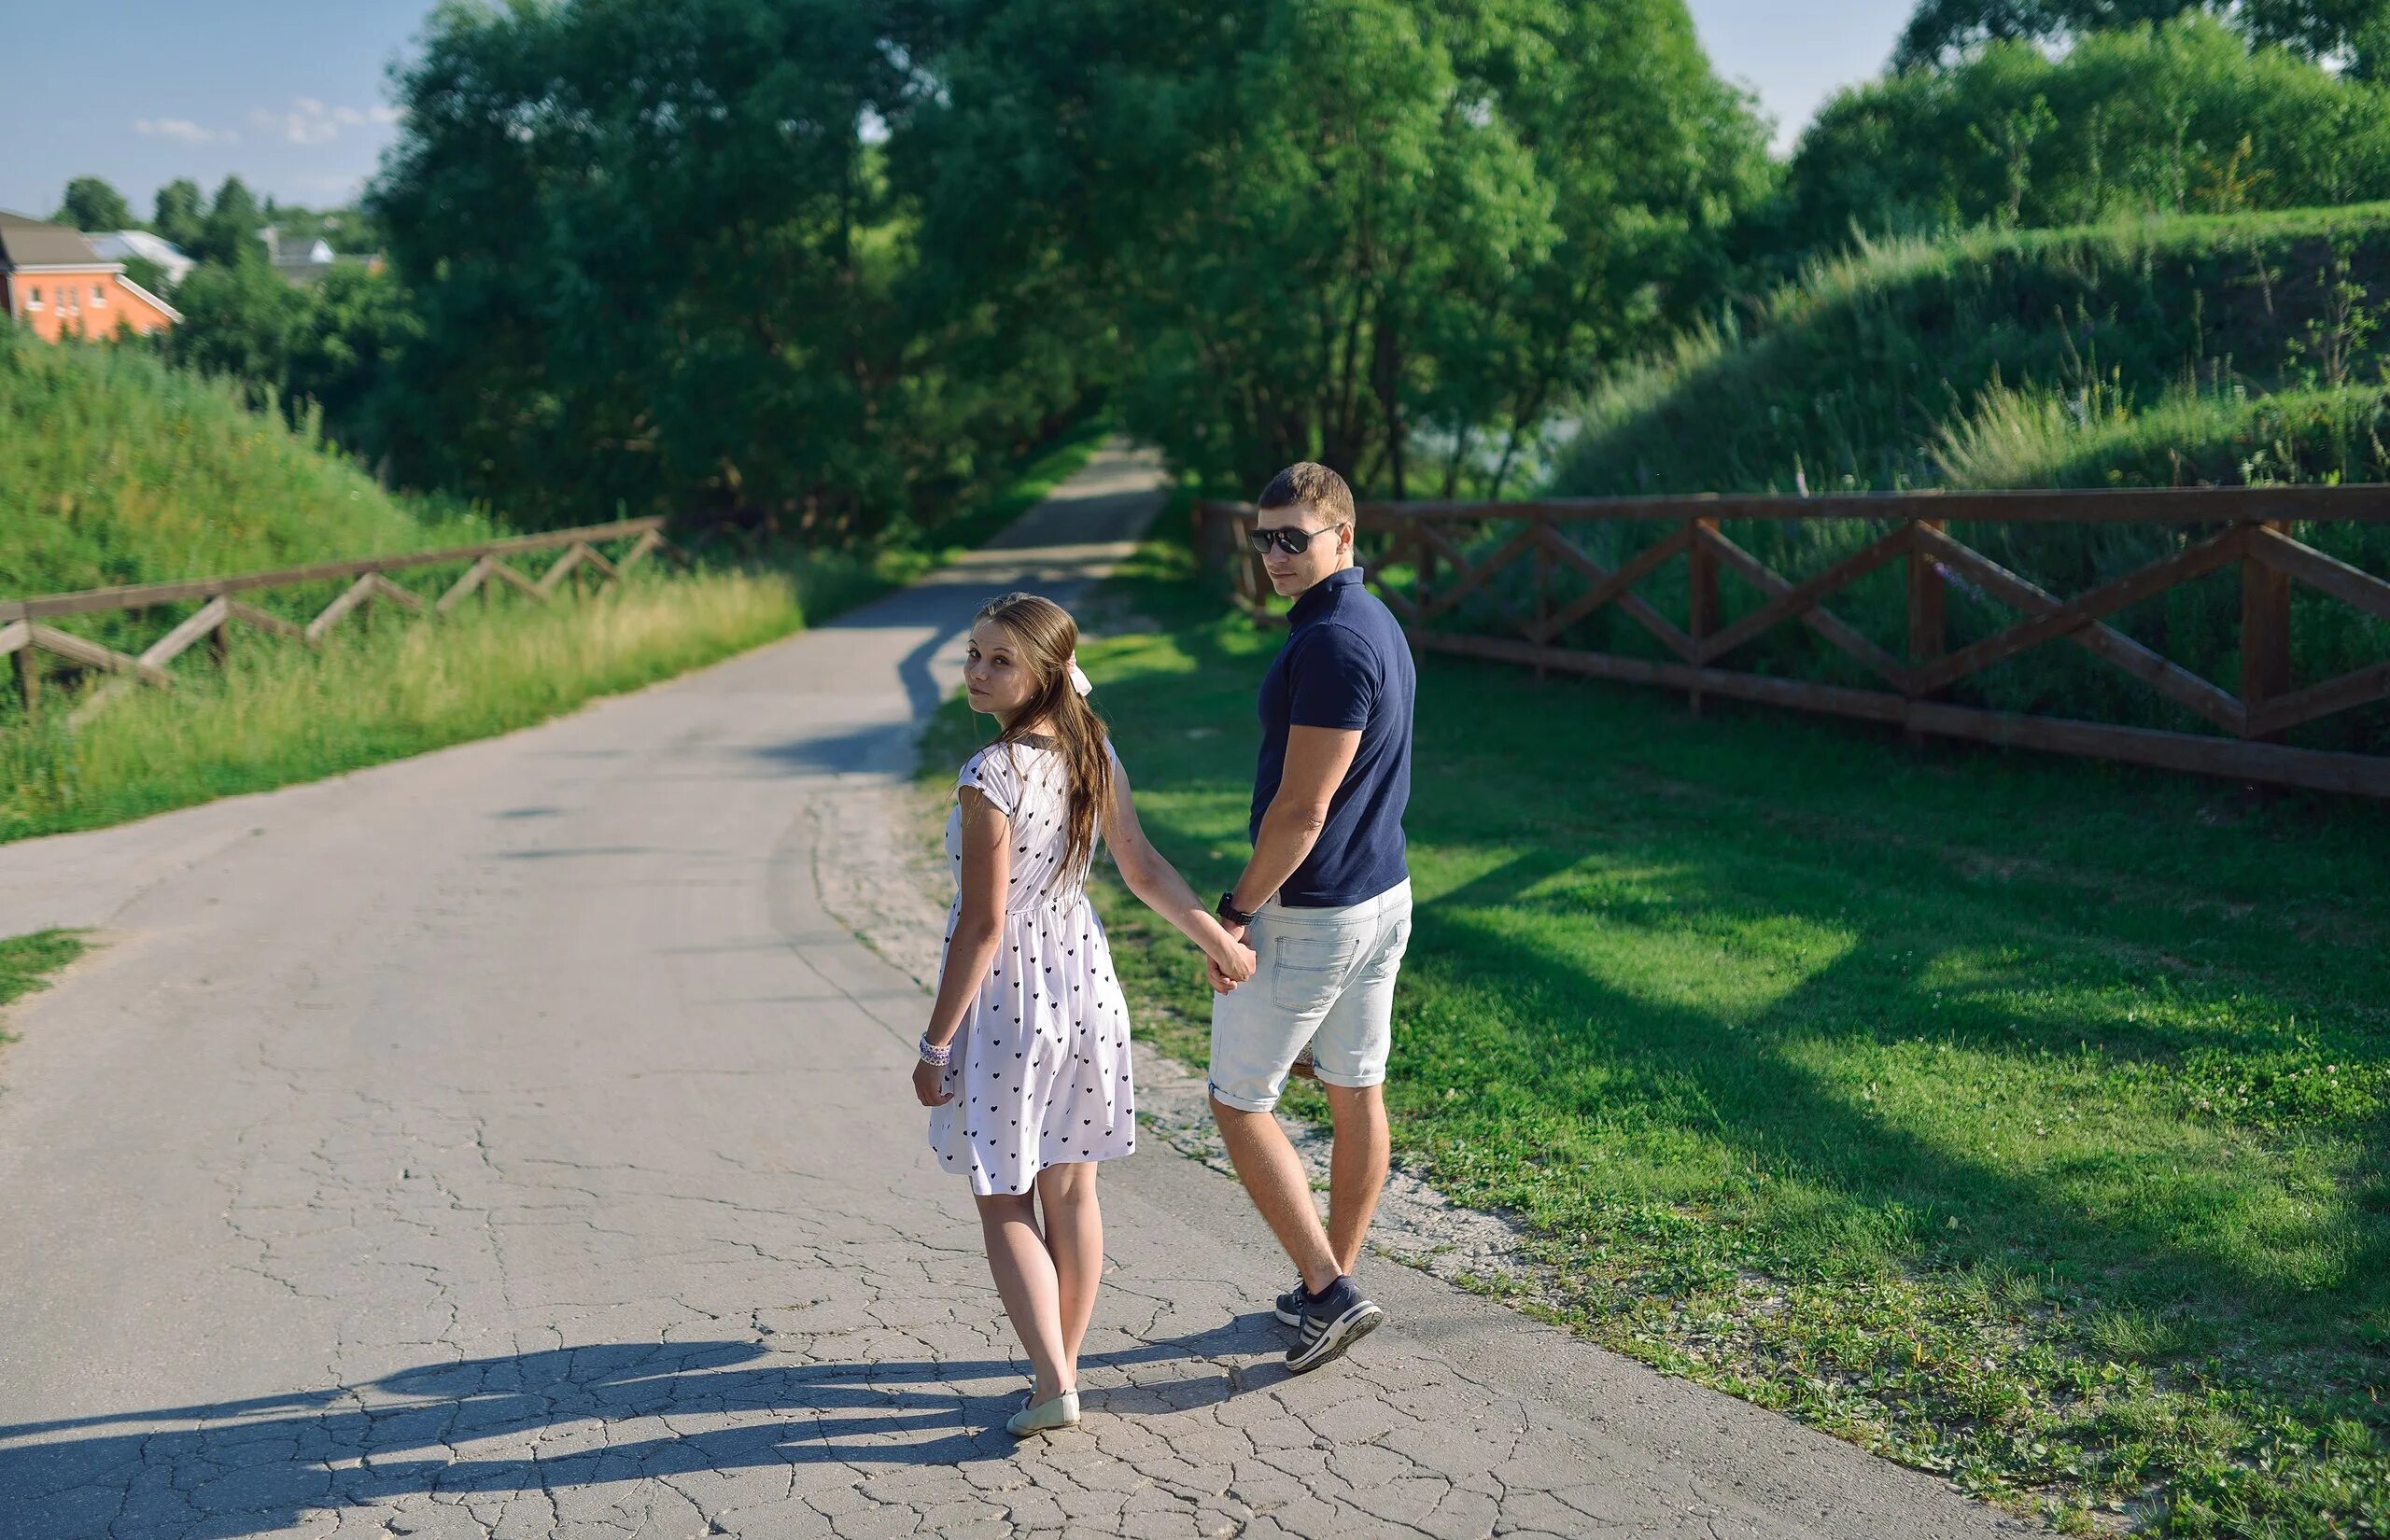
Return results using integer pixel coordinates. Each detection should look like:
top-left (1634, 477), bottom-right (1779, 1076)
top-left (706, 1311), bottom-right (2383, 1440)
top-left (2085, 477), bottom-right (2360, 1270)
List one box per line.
top-left (912, 592), bottom-right (1255, 1437)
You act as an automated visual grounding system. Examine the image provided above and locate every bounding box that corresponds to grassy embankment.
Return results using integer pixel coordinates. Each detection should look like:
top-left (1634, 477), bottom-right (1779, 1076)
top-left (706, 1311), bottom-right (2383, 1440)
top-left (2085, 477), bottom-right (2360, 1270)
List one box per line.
top-left (0, 329), bottom-right (1104, 843)
top-left (1539, 207), bottom-right (2390, 753)
top-left (924, 535), bottom-right (2389, 1538)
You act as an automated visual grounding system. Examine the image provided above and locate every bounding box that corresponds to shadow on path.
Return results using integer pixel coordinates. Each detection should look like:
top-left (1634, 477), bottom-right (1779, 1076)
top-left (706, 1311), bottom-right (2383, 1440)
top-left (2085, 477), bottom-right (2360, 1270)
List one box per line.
top-left (0, 1320), bottom-right (1282, 1540)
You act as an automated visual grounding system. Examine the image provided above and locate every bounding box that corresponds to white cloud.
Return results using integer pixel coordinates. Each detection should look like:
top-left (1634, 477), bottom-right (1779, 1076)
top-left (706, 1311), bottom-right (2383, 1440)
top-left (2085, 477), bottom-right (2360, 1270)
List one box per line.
top-left (134, 118), bottom-right (237, 146)
top-left (251, 98), bottom-right (404, 147)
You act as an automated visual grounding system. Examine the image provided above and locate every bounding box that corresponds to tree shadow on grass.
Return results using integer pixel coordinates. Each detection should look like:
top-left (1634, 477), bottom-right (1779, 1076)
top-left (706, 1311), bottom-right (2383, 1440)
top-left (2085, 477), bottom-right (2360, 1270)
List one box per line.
top-left (1070, 591), bottom-right (2389, 1343)
top-left (1400, 841), bottom-right (2390, 1359)
top-left (0, 1320), bottom-right (1280, 1540)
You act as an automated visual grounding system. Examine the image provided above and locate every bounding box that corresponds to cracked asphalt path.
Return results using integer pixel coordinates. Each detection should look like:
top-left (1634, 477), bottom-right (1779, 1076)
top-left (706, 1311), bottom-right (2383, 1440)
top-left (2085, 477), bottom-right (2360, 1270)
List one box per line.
top-left (0, 444), bottom-right (2037, 1539)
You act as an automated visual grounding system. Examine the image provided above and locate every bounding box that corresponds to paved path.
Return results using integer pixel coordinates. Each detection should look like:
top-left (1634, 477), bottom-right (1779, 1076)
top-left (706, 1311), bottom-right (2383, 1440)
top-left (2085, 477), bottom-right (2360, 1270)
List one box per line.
top-left (0, 444), bottom-right (2036, 1539)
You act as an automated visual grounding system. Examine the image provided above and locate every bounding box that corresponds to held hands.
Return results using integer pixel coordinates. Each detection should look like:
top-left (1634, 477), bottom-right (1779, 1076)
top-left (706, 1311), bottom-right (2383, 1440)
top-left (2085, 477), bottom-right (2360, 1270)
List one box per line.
top-left (1206, 921), bottom-right (1257, 994)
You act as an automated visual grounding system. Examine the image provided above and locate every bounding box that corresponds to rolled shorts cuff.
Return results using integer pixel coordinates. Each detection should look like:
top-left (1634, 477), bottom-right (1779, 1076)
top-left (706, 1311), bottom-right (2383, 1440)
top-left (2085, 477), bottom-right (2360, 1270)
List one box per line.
top-left (1206, 1080), bottom-right (1282, 1114)
top-left (1305, 1065), bottom-right (1385, 1091)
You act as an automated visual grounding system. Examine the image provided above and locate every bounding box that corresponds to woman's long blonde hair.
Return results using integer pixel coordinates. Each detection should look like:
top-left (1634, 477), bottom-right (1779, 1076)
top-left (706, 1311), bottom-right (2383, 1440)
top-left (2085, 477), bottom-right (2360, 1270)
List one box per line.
top-left (976, 593), bottom-right (1114, 883)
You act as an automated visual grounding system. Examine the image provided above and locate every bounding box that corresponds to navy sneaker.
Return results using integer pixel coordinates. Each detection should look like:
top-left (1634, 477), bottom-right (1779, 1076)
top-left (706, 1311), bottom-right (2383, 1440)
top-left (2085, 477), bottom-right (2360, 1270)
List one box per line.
top-left (1272, 1275), bottom-right (1307, 1326)
top-left (1284, 1275), bottom-right (1384, 1374)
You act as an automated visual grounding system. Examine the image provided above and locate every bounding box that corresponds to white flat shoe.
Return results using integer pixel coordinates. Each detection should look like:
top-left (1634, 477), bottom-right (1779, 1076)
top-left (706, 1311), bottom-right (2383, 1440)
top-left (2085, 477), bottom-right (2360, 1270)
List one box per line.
top-left (1005, 1389), bottom-right (1080, 1437)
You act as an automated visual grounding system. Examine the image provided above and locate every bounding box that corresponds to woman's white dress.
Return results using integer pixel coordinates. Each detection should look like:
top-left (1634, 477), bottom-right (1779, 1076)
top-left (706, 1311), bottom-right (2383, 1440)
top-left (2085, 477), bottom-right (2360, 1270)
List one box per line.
top-left (928, 741), bottom-right (1137, 1195)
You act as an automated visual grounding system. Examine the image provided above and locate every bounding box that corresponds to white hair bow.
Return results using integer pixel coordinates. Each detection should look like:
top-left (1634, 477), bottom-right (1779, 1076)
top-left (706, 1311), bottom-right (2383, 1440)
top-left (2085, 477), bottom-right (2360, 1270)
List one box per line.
top-left (1067, 656), bottom-right (1093, 697)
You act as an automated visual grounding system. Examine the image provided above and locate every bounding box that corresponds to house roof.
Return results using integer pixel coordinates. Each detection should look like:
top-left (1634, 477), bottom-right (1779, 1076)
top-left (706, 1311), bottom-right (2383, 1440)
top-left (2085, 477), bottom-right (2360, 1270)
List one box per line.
top-left (0, 211), bottom-right (108, 270)
top-left (88, 230), bottom-right (192, 268)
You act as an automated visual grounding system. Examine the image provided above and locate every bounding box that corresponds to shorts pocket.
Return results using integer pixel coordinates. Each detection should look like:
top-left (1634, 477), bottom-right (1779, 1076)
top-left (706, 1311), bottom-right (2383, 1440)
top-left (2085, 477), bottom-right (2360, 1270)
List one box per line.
top-left (1270, 932), bottom-right (1360, 1015)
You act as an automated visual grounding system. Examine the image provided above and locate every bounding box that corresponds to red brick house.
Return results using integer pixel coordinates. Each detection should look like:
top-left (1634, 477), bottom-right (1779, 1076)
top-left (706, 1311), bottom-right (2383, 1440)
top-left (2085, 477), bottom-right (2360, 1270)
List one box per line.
top-left (0, 211), bottom-right (180, 342)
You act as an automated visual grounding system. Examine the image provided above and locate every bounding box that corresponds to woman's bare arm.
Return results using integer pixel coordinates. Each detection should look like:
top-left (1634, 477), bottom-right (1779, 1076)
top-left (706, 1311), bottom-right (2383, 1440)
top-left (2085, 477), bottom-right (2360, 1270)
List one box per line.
top-left (1101, 762), bottom-right (1255, 986)
top-left (913, 788), bottom-right (1011, 1104)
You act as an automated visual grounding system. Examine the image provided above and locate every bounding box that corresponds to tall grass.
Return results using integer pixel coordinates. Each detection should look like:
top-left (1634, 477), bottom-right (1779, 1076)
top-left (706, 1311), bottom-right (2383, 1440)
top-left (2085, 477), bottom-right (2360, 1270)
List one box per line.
top-left (0, 571), bottom-right (804, 843)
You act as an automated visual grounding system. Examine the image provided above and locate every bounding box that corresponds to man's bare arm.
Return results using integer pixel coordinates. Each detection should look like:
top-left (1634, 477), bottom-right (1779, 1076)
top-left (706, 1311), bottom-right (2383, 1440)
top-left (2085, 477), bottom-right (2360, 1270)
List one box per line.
top-left (1229, 724), bottom-right (1361, 915)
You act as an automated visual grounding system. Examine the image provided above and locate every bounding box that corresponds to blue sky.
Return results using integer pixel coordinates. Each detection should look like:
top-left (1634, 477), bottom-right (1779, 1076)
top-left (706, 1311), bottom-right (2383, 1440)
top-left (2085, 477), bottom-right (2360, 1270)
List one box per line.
top-left (0, 0), bottom-right (1912, 223)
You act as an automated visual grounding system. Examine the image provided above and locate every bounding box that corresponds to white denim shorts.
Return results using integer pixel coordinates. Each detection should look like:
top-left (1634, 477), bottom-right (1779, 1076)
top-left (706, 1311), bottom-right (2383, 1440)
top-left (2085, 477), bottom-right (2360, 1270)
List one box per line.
top-left (1209, 879), bottom-right (1413, 1113)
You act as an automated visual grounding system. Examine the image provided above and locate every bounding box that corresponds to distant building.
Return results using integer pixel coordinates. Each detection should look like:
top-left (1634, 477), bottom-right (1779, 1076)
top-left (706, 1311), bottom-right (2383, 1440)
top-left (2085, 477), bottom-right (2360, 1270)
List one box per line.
top-left (0, 211), bottom-right (179, 341)
top-left (260, 224), bottom-right (385, 287)
top-left (86, 229), bottom-right (196, 289)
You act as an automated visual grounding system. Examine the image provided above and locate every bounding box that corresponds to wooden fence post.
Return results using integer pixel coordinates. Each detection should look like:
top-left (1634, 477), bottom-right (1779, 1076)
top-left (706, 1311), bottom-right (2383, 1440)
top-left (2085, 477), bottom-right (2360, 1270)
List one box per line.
top-left (2242, 519), bottom-right (2293, 739)
top-left (1906, 518), bottom-right (1946, 743)
top-left (1395, 524), bottom-right (1424, 664)
top-left (12, 644), bottom-right (37, 721)
top-left (1907, 520), bottom-right (1947, 665)
top-left (1532, 521), bottom-right (1550, 681)
top-left (1686, 517), bottom-right (1719, 716)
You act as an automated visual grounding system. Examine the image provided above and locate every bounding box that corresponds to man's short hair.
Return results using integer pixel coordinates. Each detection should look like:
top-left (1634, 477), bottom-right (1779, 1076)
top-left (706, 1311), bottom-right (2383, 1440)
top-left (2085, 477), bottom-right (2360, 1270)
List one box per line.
top-left (1257, 462), bottom-right (1357, 529)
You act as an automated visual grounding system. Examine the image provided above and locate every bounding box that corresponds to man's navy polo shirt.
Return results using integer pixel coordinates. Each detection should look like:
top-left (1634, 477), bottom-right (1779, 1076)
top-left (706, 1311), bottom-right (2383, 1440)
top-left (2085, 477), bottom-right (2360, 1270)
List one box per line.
top-left (1251, 567), bottom-right (1415, 907)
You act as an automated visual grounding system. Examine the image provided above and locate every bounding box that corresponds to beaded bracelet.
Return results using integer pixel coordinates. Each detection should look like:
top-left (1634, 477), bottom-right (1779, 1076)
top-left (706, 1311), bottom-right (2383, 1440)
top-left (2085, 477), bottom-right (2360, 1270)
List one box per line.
top-left (918, 1034), bottom-right (954, 1067)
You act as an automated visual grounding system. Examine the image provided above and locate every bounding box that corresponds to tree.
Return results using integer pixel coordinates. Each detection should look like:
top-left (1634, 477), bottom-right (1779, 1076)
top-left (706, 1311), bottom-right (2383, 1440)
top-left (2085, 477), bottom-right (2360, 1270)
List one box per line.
top-left (55, 176), bottom-right (134, 232)
top-left (287, 265), bottom-right (423, 453)
top-left (189, 176), bottom-right (266, 268)
top-left (370, 0), bottom-right (1023, 530)
top-left (153, 179), bottom-right (205, 250)
top-left (1786, 16), bottom-right (2390, 253)
top-left (1896, 0), bottom-right (2390, 78)
top-left (165, 257), bottom-right (303, 385)
top-left (121, 255), bottom-right (171, 296)
top-left (910, 0), bottom-right (1769, 496)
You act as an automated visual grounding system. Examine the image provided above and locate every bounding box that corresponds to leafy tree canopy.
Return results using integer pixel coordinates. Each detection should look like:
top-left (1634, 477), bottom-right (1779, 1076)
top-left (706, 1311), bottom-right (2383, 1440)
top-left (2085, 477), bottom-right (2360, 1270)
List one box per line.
top-left (1896, 0), bottom-right (2390, 78)
top-left (152, 179), bottom-right (206, 251)
top-left (55, 176), bottom-right (134, 232)
top-left (1780, 14), bottom-right (2390, 255)
top-left (187, 176), bottom-right (269, 268)
top-left (910, 0), bottom-right (1770, 496)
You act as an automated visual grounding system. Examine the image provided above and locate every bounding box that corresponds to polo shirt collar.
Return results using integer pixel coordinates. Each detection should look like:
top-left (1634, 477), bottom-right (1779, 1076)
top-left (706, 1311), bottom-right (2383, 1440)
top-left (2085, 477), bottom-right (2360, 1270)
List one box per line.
top-left (1289, 566), bottom-right (1363, 625)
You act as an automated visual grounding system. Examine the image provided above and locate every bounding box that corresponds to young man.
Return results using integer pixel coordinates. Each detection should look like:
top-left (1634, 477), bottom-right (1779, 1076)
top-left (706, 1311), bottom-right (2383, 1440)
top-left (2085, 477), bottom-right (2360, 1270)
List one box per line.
top-left (1208, 460), bottom-right (1416, 1374)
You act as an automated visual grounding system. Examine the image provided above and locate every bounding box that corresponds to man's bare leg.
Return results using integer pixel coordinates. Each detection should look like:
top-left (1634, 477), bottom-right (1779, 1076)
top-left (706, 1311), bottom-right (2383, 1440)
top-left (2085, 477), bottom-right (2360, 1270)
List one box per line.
top-left (1323, 1083), bottom-right (1389, 1276)
top-left (1211, 1096), bottom-right (1341, 1292)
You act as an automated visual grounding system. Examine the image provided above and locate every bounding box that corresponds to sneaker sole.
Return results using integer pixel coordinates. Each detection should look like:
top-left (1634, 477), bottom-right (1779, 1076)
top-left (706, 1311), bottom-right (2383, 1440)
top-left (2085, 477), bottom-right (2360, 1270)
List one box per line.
top-left (1285, 1301), bottom-right (1383, 1374)
top-left (1273, 1299), bottom-right (1302, 1327)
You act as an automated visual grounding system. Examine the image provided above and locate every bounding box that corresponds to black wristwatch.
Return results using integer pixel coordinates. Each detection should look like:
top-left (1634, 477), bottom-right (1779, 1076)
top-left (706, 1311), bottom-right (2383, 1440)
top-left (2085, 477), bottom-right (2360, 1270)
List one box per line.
top-left (1216, 892), bottom-right (1258, 927)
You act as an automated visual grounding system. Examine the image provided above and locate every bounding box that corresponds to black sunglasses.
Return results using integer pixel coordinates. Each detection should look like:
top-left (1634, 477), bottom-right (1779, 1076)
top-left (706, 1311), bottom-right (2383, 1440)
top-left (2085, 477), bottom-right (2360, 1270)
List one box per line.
top-left (1246, 523), bottom-right (1348, 556)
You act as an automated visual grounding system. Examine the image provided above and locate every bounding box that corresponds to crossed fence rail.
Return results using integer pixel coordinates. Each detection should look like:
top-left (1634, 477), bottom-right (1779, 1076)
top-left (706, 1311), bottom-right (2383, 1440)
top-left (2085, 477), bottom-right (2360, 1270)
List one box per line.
top-left (1197, 487), bottom-right (2390, 799)
top-left (1, 517), bottom-right (678, 726)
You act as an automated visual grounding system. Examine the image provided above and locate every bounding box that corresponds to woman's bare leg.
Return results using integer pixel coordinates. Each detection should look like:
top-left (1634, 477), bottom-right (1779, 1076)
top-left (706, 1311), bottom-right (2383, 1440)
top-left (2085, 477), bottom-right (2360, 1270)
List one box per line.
top-left (976, 1192), bottom-right (1073, 1402)
top-left (1035, 1163), bottom-right (1104, 1367)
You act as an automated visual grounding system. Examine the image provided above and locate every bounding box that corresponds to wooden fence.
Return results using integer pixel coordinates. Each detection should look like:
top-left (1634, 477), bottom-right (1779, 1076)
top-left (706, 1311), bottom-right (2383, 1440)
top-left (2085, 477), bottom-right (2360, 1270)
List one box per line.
top-left (1, 517), bottom-right (677, 725)
top-left (1197, 487), bottom-right (2390, 799)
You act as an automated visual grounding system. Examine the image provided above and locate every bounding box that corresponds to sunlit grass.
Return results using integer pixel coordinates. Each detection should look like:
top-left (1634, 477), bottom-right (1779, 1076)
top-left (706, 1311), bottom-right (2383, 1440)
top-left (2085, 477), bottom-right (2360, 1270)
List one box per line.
top-left (0, 328), bottom-right (491, 634)
top-left (0, 569), bottom-right (803, 842)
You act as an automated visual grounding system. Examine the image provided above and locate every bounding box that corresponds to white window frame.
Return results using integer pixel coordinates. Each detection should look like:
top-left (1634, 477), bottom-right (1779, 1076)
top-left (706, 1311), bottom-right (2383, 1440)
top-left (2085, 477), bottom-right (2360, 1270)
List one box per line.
top-left (25, 286), bottom-right (42, 310)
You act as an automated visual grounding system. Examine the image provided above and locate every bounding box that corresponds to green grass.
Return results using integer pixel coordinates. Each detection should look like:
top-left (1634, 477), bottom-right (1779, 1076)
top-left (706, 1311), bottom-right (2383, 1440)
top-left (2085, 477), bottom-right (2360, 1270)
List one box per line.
top-left (926, 544), bottom-right (2390, 1537)
top-left (1525, 209), bottom-right (2390, 756)
top-left (1557, 206), bottom-right (2390, 500)
top-left (0, 931), bottom-right (87, 1026)
top-left (0, 327), bottom-right (493, 637)
top-left (0, 395), bottom-right (1107, 845)
top-left (0, 568), bottom-right (807, 842)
